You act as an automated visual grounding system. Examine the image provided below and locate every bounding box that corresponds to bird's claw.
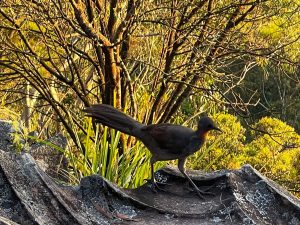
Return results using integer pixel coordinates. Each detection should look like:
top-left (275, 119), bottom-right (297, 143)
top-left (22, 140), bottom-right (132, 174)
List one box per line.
top-left (144, 179), bottom-right (168, 193)
top-left (186, 185), bottom-right (215, 199)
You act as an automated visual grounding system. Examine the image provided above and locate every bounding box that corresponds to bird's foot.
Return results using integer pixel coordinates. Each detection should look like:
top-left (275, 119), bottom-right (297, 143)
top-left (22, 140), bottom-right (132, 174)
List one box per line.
top-left (202, 183), bottom-right (216, 192)
top-left (186, 185), bottom-right (215, 199)
top-left (144, 179), bottom-right (168, 193)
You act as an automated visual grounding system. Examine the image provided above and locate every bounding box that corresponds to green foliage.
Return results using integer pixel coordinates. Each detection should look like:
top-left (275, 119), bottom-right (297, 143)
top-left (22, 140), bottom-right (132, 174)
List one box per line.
top-left (187, 114), bottom-right (300, 196)
top-left (67, 118), bottom-right (165, 188)
top-left (244, 117), bottom-right (300, 190)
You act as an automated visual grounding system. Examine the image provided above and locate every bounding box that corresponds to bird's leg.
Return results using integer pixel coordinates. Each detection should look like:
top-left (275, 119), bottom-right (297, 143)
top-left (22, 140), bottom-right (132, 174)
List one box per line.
top-left (150, 159), bottom-right (158, 192)
top-left (178, 158), bottom-right (213, 199)
top-left (144, 157), bottom-right (167, 193)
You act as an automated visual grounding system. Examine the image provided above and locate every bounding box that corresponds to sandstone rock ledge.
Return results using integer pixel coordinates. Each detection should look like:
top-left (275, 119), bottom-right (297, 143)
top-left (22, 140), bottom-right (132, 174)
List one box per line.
top-left (0, 150), bottom-right (299, 225)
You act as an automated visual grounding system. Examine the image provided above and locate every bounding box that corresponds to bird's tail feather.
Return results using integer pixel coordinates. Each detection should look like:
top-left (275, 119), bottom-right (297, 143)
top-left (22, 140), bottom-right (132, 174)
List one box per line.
top-left (84, 104), bottom-right (143, 137)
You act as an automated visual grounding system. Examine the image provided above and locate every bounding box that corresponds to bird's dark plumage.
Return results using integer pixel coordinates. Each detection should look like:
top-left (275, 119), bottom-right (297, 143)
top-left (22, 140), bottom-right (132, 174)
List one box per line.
top-left (84, 104), bottom-right (221, 198)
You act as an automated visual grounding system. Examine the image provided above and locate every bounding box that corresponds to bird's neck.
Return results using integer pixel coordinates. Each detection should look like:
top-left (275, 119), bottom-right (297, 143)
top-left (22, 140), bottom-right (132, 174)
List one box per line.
top-left (196, 129), bottom-right (208, 141)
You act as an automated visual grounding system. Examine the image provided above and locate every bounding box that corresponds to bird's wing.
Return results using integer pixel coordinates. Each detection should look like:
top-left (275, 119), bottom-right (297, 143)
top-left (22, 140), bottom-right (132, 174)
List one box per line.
top-left (141, 124), bottom-right (194, 154)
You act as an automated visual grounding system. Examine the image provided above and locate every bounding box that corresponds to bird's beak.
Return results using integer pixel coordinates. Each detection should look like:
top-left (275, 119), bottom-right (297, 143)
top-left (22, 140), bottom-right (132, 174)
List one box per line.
top-left (213, 126), bottom-right (222, 132)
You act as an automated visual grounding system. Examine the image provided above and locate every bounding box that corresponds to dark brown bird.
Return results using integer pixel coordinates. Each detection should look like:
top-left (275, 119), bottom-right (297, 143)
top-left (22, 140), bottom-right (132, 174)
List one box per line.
top-left (84, 104), bottom-right (221, 198)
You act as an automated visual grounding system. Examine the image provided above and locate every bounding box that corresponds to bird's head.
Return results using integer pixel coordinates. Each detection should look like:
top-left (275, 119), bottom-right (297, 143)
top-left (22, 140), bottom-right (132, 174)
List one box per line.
top-left (197, 117), bottom-right (222, 136)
